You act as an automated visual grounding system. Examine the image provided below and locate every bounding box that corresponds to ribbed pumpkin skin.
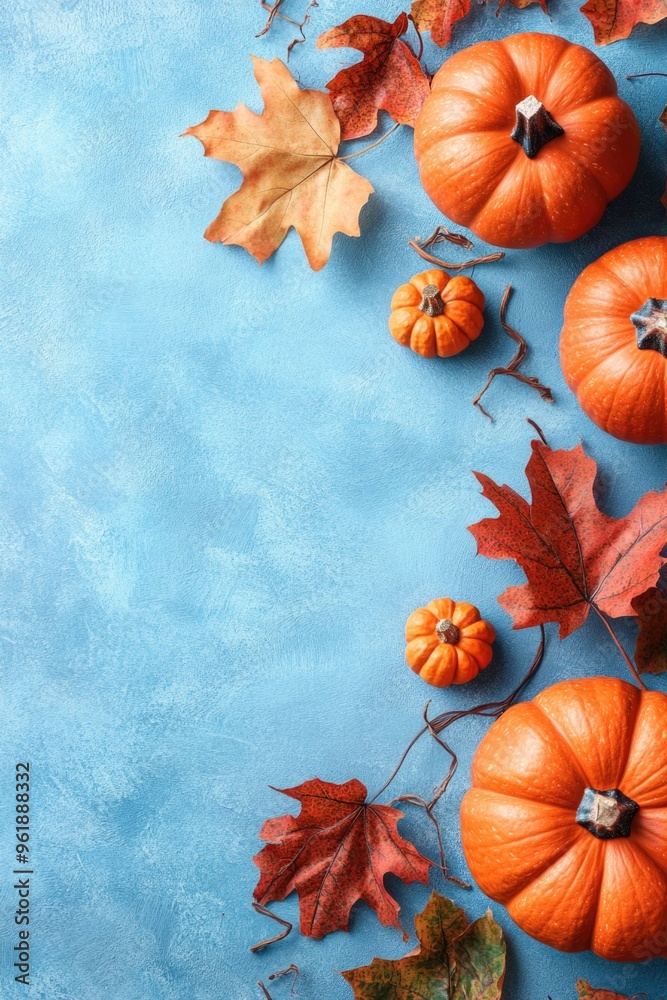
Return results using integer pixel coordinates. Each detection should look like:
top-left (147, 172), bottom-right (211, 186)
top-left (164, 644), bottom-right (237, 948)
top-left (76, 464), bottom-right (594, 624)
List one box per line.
top-left (460, 677), bottom-right (667, 962)
top-left (414, 33), bottom-right (640, 249)
top-left (405, 598), bottom-right (495, 687)
top-left (560, 236), bottom-right (667, 445)
top-left (389, 268), bottom-right (485, 358)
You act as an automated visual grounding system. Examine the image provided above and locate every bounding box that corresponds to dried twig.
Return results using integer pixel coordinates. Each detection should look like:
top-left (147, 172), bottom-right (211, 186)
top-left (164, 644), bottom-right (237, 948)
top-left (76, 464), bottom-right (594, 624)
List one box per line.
top-left (270, 965), bottom-right (300, 994)
top-left (250, 902), bottom-right (293, 953)
top-left (378, 626), bottom-right (546, 883)
top-left (409, 229), bottom-right (504, 270)
top-left (626, 72), bottom-right (667, 79)
top-left (257, 0), bottom-right (287, 37)
top-left (473, 285), bottom-right (553, 421)
top-left (286, 0), bottom-right (317, 59)
top-left (258, 983), bottom-right (273, 999)
top-left (418, 224), bottom-right (473, 251)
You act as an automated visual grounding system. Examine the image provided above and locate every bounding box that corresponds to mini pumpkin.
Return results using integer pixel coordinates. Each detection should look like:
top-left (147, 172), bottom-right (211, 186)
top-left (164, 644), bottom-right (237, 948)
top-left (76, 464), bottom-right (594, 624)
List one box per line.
top-left (389, 268), bottom-right (485, 358)
top-left (461, 676), bottom-right (667, 962)
top-left (405, 598), bottom-right (495, 687)
top-left (414, 33), bottom-right (640, 249)
top-left (561, 236), bottom-right (667, 445)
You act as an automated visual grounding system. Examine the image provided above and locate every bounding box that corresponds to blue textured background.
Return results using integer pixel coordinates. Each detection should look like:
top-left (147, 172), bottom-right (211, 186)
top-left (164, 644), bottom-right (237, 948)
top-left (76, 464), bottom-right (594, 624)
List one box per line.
top-left (0, 1), bottom-right (666, 998)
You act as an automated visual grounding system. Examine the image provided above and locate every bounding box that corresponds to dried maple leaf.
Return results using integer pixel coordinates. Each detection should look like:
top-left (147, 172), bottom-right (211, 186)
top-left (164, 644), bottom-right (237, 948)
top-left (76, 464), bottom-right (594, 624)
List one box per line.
top-left (183, 57), bottom-right (373, 271)
top-left (580, 0), bottom-right (667, 44)
top-left (342, 890), bottom-right (506, 999)
top-left (660, 544), bottom-right (667, 595)
top-left (632, 587), bottom-right (667, 674)
top-left (410, 0), bottom-right (472, 46)
top-left (468, 438), bottom-right (667, 638)
top-left (316, 13), bottom-right (430, 140)
top-left (411, 0), bottom-right (547, 47)
top-left (253, 778), bottom-right (430, 940)
top-left (576, 980), bottom-right (633, 1000)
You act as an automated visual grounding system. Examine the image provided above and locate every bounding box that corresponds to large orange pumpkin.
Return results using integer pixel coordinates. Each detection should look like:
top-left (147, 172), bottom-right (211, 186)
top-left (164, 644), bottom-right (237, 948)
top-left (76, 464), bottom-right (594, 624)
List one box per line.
top-left (561, 236), bottom-right (667, 445)
top-left (460, 676), bottom-right (667, 962)
top-left (414, 33), bottom-right (640, 249)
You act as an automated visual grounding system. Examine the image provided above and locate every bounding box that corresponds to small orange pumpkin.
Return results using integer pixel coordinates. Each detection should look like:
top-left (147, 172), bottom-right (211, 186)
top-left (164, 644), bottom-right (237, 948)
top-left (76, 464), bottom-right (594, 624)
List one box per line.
top-left (405, 598), bottom-right (495, 687)
top-left (560, 236), bottom-right (667, 445)
top-left (414, 33), bottom-right (640, 249)
top-left (389, 268), bottom-right (485, 358)
top-left (461, 676), bottom-right (667, 962)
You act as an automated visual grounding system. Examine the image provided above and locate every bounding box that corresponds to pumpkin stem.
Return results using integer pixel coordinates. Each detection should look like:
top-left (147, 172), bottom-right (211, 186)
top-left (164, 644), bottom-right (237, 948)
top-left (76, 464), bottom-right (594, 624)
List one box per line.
top-left (435, 619), bottom-right (460, 644)
top-left (511, 95), bottom-right (564, 159)
top-left (576, 787), bottom-right (639, 840)
top-left (630, 298), bottom-right (667, 358)
top-left (419, 284), bottom-right (445, 317)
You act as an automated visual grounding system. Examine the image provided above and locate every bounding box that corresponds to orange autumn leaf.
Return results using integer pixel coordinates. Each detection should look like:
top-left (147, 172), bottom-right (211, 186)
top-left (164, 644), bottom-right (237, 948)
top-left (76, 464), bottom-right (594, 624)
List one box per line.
top-left (576, 980), bottom-right (634, 1000)
top-left (411, 0), bottom-right (547, 47)
top-left (410, 0), bottom-right (471, 46)
top-left (317, 13), bottom-right (431, 140)
top-left (183, 57), bottom-right (373, 271)
top-left (580, 0), bottom-right (667, 44)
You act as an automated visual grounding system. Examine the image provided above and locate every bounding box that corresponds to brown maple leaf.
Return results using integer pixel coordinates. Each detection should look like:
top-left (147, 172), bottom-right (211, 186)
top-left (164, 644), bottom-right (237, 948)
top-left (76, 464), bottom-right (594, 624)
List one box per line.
top-left (183, 57), bottom-right (373, 271)
top-left (253, 777), bottom-right (430, 939)
top-left (343, 891), bottom-right (505, 1000)
top-left (580, 0), bottom-right (667, 44)
top-left (632, 587), bottom-right (667, 674)
top-left (468, 438), bottom-right (667, 639)
top-left (411, 0), bottom-right (547, 47)
top-left (316, 13), bottom-right (431, 140)
top-left (576, 980), bottom-right (634, 1000)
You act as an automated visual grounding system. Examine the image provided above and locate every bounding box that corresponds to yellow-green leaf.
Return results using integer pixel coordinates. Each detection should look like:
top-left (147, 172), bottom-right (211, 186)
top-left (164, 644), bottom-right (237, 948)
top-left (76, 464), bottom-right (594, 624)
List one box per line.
top-left (342, 891), bottom-right (505, 999)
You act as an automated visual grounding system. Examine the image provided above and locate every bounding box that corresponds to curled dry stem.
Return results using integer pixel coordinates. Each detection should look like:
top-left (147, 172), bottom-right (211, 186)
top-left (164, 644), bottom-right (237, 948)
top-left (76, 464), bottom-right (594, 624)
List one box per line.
top-left (257, 0), bottom-right (318, 58)
top-left (473, 285), bottom-right (553, 421)
top-left (286, 1), bottom-right (318, 59)
top-left (409, 228), bottom-right (504, 270)
top-left (258, 963), bottom-right (300, 997)
top-left (382, 626), bottom-right (546, 884)
top-left (250, 902), bottom-right (293, 953)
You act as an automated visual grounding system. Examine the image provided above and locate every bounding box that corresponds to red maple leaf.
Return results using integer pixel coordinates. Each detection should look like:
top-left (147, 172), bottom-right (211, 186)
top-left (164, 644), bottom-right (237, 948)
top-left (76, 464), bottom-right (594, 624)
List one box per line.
top-left (317, 14), bottom-right (431, 140)
top-left (253, 777), bottom-right (431, 939)
top-left (469, 438), bottom-right (667, 639)
top-left (411, 0), bottom-right (548, 48)
top-left (580, 0), bottom-right (667, 45)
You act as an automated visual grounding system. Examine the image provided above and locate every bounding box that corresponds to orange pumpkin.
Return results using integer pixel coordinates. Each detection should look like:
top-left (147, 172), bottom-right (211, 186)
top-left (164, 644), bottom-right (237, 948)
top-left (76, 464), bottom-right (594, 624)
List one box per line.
top-left (414, 33), bottom-right (640, 250)
top-left (461, 676), bottom-right (667, 962)
top-left (405, 598), bottom-right (495, 687)
top-left (389, 268), bottom-right (485, 358)
top-left (561, 236), bottom-right (667, 445)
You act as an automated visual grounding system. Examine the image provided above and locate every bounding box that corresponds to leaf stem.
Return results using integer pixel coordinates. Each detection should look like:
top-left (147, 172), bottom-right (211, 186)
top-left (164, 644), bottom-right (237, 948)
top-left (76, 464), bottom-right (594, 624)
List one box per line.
top-left (626, 72), bottom-right (667, 79)
top-left (250, 903), bottom-right (293, 953)
top-left (593, 606), bottom-right (646, 690)
top-left (472, 285), bottom-right (553, 420)
top-left (339, 122), bottom-right (401, 160)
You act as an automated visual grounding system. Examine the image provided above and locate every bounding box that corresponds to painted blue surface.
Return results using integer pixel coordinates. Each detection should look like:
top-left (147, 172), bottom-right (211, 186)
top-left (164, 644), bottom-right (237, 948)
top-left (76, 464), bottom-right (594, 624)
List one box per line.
top-left (0, 1), bottom-right (666, 997)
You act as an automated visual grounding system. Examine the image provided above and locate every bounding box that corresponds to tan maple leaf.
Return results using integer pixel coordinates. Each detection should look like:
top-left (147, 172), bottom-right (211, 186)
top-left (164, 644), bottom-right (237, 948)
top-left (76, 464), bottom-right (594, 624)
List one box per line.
top-left (183, 57), bottom-right (374, 271)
